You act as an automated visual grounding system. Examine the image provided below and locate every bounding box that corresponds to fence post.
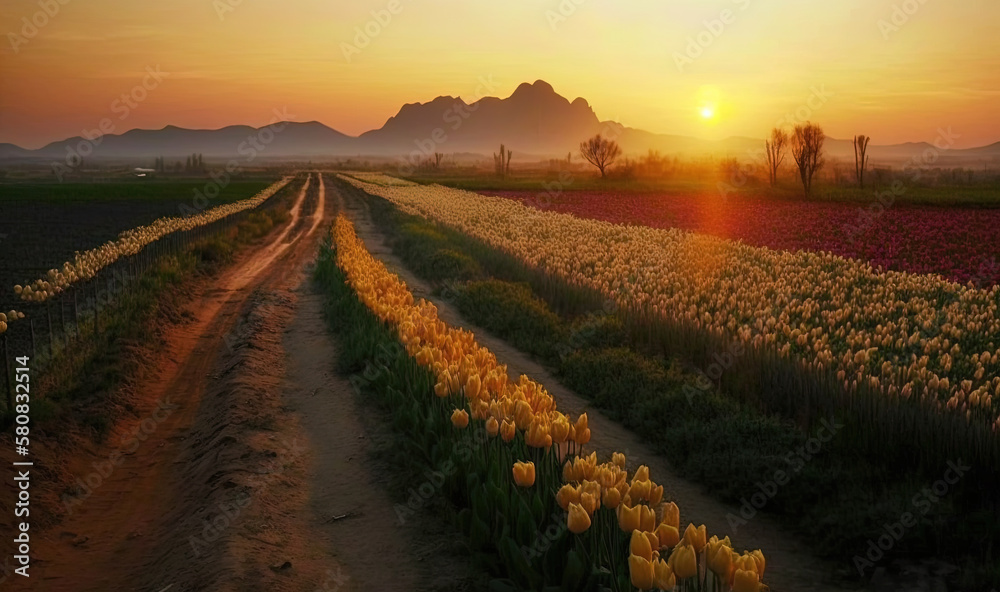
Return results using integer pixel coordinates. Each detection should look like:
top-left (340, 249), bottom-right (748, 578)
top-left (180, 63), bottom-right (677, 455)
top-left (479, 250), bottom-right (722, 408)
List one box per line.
top-left (29, 318), bottom-right (36, 362)
top-left (73, 289), bottom-right (80, 338)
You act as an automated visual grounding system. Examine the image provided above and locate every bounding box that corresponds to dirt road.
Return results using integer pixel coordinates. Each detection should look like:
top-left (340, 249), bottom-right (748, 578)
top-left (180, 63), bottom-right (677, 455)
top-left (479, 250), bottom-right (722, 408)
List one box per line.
top-left (11, 174), bottom-right (469, 592)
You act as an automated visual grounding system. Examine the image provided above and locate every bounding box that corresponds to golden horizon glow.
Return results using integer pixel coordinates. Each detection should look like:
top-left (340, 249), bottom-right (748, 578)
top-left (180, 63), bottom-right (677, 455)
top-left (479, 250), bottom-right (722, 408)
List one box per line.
top-left (1, 0), bottom-right (999, 150)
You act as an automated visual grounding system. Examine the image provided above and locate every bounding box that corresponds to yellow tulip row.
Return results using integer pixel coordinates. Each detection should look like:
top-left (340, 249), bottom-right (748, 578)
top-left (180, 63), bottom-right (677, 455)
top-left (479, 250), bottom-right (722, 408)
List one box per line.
top-left (330, 212), bottom-right (769, 591)
top-left (339, 174), bottom-right (1000, 432)
top-left (0, 310), bottom-right (25, 335)
top-left (13, 177), bottom-right (292, 304)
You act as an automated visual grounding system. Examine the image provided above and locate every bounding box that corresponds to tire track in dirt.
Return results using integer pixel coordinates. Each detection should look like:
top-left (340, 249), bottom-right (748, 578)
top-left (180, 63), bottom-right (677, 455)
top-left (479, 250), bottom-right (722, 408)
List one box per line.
top-left (334, 181), bottom-right (856, 592)
top-left (21, 176), bottom-right (320, 591)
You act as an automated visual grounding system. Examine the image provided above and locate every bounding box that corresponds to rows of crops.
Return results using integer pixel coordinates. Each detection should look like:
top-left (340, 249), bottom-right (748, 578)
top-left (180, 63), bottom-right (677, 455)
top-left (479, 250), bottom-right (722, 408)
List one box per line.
top-left (340, 175), bottom-right (1000, 436)
top-left (12, 178), bottom-right (291, 304)
top-left (485, 190), bottom-right (1000, 288)
top-left (328, 212), bottom-right (770, 591)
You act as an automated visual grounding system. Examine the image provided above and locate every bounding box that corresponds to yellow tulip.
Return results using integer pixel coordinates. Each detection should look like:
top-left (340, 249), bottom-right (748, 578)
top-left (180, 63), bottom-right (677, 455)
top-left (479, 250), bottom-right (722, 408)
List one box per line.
top-left (581, 479), bottom-right (601, 500)
top-left (628, 479), bottom-right (651, 502)
top-left (618, 503), bottom-right (641, 532)
top-left (574, 427), bottom-right (591, 445)
top-left (733, 568), bottom-right (763, 592)
top-left (644, 530), bottom-right (660, 554)
top-left (464, 373), bottom-right (481, 399)
top-left (750, 549), bottom-right (766, 577)
top-left (707, 537), bottom-right (734, 578)
top-left (653, 558), bottom-right (676, 590)
top-left (500, 419), bottom-right (516, 442)
top-left (567, 502), bottom-right (592, 534)
top-left (602, 486), bottom-right (621, 509)
top-left (631, 529), bottom-right (653, 561)
top-left (655, 523), bottom-right (680, 548)
top-left (660, 501), bottom-right (680, 530)
top-left (667, 543), bottom-right (698, 580)
top-left (514, 400), bottom-right (533, 429)
top-left (563, 460), bottom-right (577, 482)
top-left (683, 523), bottom-right (707, 553)
top-left (434, 371), bottom-right (452, 397)
top-left (648, 484), bottom-right (663, 506)
top-left (639, 504), bottom-right (656, 532)
top-left (580, 491), bottom-right (600, 515)
top-left (557, 484), bottom-right (580, 510)
top-left (628, 555), bottom-right (655, 590)
top-left (550, 414), bottom-right (571, 443)
top-left (486, 416), bottom-right (499, 437)
top-left (450, 409), bottom-right (469, 429)
top-left (612, 452), bottom-right (626, 468)
top-left (632, 465), bottom-right (650, 483)
top-left (512, 461), bottom-right (535, 487)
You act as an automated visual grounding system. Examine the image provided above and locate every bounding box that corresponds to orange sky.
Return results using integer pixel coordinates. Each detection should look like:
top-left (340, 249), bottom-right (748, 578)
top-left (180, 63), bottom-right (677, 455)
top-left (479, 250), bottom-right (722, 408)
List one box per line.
top-left (2, 0), bottom-right (999, 149)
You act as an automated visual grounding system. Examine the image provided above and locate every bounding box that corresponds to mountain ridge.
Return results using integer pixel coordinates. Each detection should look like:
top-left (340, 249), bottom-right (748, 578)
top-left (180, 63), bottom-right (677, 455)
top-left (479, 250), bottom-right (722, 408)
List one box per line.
top-left (3, 80), bottom-right (998, 163)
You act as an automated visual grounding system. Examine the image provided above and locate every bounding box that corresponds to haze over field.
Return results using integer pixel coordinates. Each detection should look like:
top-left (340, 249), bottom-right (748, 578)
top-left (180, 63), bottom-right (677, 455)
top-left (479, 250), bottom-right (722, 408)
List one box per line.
top-left (2, 0), bottom-right (1000, 152)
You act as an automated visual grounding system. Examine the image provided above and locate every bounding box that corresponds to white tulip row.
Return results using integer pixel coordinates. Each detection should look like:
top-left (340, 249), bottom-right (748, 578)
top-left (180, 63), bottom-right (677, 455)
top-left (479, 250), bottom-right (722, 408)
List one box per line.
top-left (13, 177), bottom-right (292, 304)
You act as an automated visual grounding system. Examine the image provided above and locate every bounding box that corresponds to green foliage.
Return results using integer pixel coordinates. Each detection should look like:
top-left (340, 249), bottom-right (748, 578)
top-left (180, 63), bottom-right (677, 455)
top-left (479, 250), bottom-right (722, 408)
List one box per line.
top-left (314, 244), bottom-right (612, 591)
top-left (456, 280), bottom-right (566, 360)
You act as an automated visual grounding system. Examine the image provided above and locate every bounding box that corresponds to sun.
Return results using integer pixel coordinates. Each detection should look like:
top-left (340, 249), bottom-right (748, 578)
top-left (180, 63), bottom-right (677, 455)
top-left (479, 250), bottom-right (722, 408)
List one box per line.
top-left (700, 105), bottom-right (715, 119)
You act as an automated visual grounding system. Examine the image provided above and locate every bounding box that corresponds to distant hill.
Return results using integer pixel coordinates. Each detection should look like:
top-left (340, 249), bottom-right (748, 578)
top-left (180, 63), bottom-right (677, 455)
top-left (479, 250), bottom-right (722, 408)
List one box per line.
top-left (3, 80), bottom-right (999, 164)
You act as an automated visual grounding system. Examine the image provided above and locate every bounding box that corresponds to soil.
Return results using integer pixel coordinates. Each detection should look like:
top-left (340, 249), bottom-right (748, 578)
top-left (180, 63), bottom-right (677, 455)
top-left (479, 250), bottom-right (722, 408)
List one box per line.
top-left (0, 174), bottom-right (471, 591)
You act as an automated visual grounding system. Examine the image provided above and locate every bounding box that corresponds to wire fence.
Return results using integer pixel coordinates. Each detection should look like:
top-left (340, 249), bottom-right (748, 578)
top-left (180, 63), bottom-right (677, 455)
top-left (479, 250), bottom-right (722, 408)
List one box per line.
top-left (0, 180), bottom-right (296, 411)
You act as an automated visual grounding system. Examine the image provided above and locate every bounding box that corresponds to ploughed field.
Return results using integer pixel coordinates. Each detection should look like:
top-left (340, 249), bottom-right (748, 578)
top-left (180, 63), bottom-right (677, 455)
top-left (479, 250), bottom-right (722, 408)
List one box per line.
top-left (483, 189), bottom-right (1000, 288)
top-left (0, 180), bottom-right (275, 304)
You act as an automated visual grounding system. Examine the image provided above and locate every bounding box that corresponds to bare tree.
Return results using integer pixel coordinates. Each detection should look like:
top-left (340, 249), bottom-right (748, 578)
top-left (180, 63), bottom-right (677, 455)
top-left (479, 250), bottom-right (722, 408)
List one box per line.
top-left (493, 144), bottom-right (512, 179)
top-left (764, 128), bottom-right (788, 186)
top-left (580, 134), bottom-right (622, 178)
top-left (434, 152), bottom-right (444, 169)
top-left (791, 123), bottom-right (825, 197)
top-left (853, 135), bottom-right (870, 189)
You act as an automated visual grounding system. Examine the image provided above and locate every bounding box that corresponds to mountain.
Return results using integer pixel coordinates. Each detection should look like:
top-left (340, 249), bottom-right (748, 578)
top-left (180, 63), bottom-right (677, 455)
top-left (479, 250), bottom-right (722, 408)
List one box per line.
top-left (3, 80), bottom-right (999, 164)
top-left (25, 121), bottom-right (354, 161)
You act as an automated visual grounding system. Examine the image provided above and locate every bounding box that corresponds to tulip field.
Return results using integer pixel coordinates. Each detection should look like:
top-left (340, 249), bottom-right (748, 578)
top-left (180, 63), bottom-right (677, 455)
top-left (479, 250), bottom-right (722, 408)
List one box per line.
top-left (319, 212), bottom-right (771, 591)
top-left (343, 174), bottom-right (1000, 433)
top-left (335, 173), bottom-right (1000, 587)
top-left (486, 190), bottom-right (1000, 288)
top-left (0, 177), bottom-right (296, 408)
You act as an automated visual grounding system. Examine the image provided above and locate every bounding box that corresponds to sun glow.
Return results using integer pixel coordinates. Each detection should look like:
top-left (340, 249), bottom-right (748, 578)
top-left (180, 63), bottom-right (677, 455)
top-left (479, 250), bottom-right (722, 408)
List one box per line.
top-left (700, 106), bottom-right (715, 119)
